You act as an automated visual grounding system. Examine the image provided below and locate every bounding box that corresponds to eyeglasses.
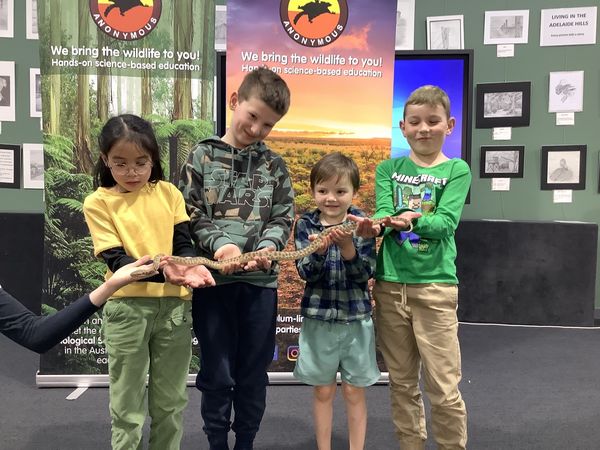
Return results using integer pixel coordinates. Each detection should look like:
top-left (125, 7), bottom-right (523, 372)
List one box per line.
top-left (106, 161), bottom-right (153, 176)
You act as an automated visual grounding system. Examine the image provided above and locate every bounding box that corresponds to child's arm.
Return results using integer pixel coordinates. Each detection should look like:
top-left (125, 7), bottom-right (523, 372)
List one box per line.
top-left (248, 158), bottom-right (295, 271)
top-left (294, 217), bottom-right (329, 282)
top-left (256, 157), bottom-right (295, 252)
top-left (339, 234), bottom-right (377, 284)
top-left (409, 161), bottom-right (471, 239)
top-left (179, 146), bottom-right (238, 258)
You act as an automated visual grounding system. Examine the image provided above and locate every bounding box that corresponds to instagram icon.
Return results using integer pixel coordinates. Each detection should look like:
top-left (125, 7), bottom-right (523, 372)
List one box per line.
top-left (286, 345), bottom-right (300, 361)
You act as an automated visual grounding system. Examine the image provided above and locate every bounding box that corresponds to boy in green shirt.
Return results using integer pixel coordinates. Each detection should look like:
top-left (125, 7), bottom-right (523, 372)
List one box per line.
top-left (353, 85), bottom-right (471, 449)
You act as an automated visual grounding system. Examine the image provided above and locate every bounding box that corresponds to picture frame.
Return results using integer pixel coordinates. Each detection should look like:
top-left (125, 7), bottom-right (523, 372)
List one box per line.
top-left (480, 145), bottom-right (524, 178)
top-left (540, 145), bottom-right (586, 191)
top-left (215, 5), bottom-right (226, 51)
top-left (548, 70), bottom-right (584, 113)
top-left (25, 0), bottom-right (38, 40)
top-left (0, 60), bottom-right (15, 122)
top-left (484, 9), bottom-right (529, 45)
top-left (29, 68), bottom-right (42, 118)
top-left (475, 81), bottom-right (531, 128)
top-left (22, 143), bottom-right (44, 189)
top-left (0, 0), bottom-right (14, 38)
top-left (426, 15), bottom-right (464, 50)
top-left (395, 0), bottom-right (415, 50)
top-left (0, 143), bottom-right (21, 189)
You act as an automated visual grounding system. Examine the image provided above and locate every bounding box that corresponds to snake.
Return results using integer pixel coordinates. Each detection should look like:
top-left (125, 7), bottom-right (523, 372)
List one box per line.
top-left (130, 216), bottom-right (412, 279)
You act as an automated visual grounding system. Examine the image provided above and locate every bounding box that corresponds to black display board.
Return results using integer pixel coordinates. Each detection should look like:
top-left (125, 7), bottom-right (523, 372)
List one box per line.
top-left (0, 213), bottom-right (44, 313)
top-left (456, 220), bottom-right (598, 326)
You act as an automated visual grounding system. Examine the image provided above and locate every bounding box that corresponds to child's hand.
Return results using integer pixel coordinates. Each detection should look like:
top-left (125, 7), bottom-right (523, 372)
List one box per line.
top-left (347, 214), bottom-right (380, 239)
top-left (328, 228), bottom-right (356, 260)
top-left (245, 247), bottom-right (275, 272)
top-left (214, 244), bottom-right (243, 275)
top-left (164, 263), bottom-right (216, 288)
top-left (109, 255), bottom-right (154, 288)
top-left (384, 211), bottom-right (422, 231)
top-left (309, 233), bottom-right (332, 255)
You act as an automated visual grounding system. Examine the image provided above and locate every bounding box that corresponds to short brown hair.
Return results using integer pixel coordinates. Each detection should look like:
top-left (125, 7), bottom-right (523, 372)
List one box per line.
top-left (237, 66), bottom-right (291, 116)
top-left (404, 85), bottom-right (451, 119)
top-left (310, 152), bottom-right (360, 192)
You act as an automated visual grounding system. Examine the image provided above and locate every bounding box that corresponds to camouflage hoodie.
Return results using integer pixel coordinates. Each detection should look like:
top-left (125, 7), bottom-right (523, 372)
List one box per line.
top-left (179, 136), bottom-right (295, 288)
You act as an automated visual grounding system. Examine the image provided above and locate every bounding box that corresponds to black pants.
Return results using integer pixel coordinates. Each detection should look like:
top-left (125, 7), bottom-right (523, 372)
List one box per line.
top-left (192, 282), bottom-right (277, 448)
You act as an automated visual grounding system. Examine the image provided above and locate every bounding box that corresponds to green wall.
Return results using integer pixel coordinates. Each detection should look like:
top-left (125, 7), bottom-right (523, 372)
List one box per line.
top-left (0, 0), bottom-right (44, 212)
top-left (2, 0), bottom-right (599, 306)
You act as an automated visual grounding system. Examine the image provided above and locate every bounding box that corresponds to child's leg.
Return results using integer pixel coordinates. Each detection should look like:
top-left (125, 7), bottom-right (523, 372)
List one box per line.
top-left (410, 283), bottom-right (467, 450)
top-left (102, 298), bottom-right (154, 450)
top-left (231, 284), bottom-right (277, 449)
top-left (192, 284), bottom-right (237, 449)
top-left (313, 383), bottom-right (337, 450)
top-left (341, 383), bottom-right (367, 450)
top-left (373, 281), bottom-right (426, 450)
top-left (147, 298), bottom-right (193, 450)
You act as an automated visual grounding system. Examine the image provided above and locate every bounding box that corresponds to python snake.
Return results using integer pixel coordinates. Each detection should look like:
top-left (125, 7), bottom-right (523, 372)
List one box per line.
top-left (130, 216), bottom-right (412, 279)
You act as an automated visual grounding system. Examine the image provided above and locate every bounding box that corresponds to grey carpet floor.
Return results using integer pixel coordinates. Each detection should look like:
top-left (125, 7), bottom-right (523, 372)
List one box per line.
top-left (2, 323), bottom-right (600, 450)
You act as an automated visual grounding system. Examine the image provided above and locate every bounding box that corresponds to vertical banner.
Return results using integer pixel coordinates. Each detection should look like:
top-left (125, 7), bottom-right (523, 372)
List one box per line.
top-left (37, 0), bottom-right (215, 383)
top-left (226, 0), bottom-right (397, 374)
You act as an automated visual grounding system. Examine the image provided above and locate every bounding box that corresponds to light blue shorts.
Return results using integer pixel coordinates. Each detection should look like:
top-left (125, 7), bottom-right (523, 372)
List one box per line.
top-left (293, 316), bottom-right (381, 387)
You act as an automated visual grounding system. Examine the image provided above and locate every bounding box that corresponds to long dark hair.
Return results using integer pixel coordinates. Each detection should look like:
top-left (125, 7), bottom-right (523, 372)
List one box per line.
top-left (92, 114), bottom-right (164, 188)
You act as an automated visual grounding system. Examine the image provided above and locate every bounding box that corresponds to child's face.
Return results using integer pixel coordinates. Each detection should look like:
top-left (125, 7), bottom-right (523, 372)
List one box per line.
top-left (102, 139), bottom-right (153, 193)
top-left (400, 103), bottom-right (455, 160)
top-left (224, 92), bottom-right (282, 149)
top-left (312, 175), bottom-right (355, 225)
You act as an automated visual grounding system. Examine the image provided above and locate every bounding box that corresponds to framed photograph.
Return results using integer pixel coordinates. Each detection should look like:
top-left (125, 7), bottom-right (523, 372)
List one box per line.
top-left (25, 0), bottom-right (38, 40)
top-left (215, 5), bottom-right (226, 51)
top-left (0, 0), bottom-right (14, 38)
top-left (22, 143), bottom-right (44, 189)
top-left (541, 145), bottom-right (586, 191)
top-left (475, 81), bottom-right (531, 128)
top-left (484, 10), bottom-right (529, 45)
top-left (0, 143), bottom-right (20, 189)
top-left (548, 70), bottom-right (584, 113)
top-left (395, 0), bottom-right (415, 50)
top-left (29, 68), bottom-right (42, 118)
top-left (0, 60), bottom-right (15, 122)
top-left (480, 145), bottom-right (524, 178)
top-left (427, 15), bottom-right (464, 50)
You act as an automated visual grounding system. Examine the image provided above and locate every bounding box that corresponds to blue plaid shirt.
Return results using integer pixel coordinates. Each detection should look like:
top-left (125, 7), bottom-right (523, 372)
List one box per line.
top-left (294, 206), bottom-right (376, 322)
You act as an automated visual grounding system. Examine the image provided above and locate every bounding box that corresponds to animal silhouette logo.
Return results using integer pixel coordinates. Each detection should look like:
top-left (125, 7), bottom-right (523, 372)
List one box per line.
top-left (89, 0), bottom-right (162, 41)
top-left (280, 0), bottom-right (348, 47)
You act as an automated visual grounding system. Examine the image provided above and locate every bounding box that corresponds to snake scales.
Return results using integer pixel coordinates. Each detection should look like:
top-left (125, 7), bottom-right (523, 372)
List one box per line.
top-left (130, 216), bottom-right (412, 279)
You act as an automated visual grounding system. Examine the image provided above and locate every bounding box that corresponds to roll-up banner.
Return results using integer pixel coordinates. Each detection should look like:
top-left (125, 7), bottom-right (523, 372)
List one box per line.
top-left (226, 0), bottom-right (397, 379)
top-left (37, 0), bottom-right (216, 386)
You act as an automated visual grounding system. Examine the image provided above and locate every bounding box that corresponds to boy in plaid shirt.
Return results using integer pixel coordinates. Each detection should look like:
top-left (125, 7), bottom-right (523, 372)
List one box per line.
top-left (293, 152), bottom-right (379, 450)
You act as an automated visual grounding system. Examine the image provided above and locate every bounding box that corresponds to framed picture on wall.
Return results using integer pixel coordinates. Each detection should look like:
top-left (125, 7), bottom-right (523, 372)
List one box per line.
top-left (548, 70), bottom-right (584, 113)
top-left (0, 0), bottom-right (14, 38)
top-left (484, 10), bottom-right (529, 45)
top-left (26, 0), bottom-right (38, 40)
top-left (426, 15), bottom-right (464, 50)
top-left (480, 145), bottom-right (524, 178)
top-left (395, 0), bottom-right (415, 50)
top-left (541, 145), bottom-right (586, 191)
top-left (29, 68), bottom-right (42, 118)
top-left (475, 81), bottom-right (531, 128)
top-left (215, 5), bottom-right (226, 51)
top-left (22, 143), bottom-right (44, 189)
top-left (0, 60), bottom-right (15, 122)
top-left (0, 143), bottom-right (21, 189)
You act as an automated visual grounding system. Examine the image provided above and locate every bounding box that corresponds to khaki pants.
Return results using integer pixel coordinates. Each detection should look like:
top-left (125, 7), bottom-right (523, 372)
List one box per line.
top-left (373, 281), bottom-right (467, 450)
top-left (103, 297), bottom-right (192, 450)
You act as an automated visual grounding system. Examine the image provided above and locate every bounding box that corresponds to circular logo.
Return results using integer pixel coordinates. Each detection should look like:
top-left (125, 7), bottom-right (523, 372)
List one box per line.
top-left (89, 0), bottom-right (162, 41)
top-left (280, 0), bottom-right (348, 47)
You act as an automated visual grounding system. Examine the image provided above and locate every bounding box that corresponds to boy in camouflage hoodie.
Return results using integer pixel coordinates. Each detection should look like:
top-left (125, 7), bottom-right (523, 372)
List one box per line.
top-left (179, 67), bottom-right (295, 450)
